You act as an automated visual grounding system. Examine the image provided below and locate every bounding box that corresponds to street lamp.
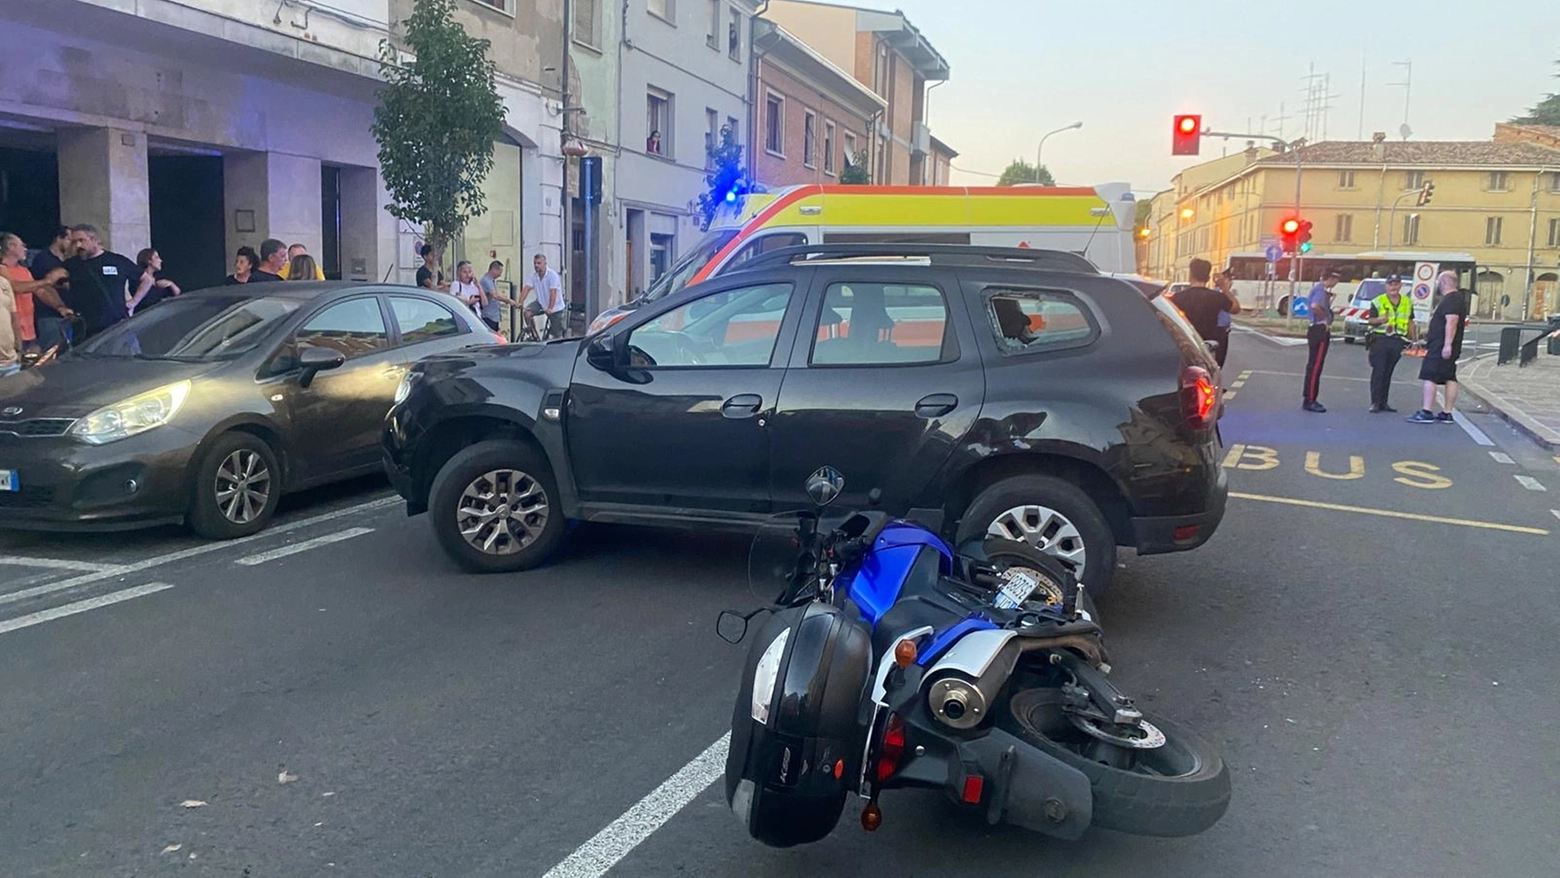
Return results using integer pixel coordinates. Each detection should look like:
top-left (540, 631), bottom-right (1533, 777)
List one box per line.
top-left (1036, 121), bottom-right (1083, 183)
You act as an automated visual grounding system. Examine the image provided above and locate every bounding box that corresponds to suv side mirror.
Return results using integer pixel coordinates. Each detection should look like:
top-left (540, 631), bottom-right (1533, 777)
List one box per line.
top-left (586, 333), bottom-right (621, 372)
top-left (297, 345), bottom-right (345, 388)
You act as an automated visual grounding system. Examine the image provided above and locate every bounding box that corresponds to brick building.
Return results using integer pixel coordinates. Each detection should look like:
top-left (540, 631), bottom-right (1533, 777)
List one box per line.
top-left (751, 19), bottom-right (885, 188)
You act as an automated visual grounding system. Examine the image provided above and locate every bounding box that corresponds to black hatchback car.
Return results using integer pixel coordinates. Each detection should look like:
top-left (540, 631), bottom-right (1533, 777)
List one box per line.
top-left (384, 245), bottom-right (1228, 592)
top-left (0, 283), bottom-right (500, 537)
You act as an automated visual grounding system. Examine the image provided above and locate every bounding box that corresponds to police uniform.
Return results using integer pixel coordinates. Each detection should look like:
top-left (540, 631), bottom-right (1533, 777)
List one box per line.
top-left (1367, 277), bottom-right (1415, 412)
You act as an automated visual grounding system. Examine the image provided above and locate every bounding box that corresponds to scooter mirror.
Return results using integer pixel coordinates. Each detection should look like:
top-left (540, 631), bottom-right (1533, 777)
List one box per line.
top-left (805, 466), bottom-right (845, 508)
top-left (717, 610), bottom-right (752, 645)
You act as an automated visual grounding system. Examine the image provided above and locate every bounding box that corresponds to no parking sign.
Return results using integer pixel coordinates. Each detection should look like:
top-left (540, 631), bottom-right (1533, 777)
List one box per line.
top-left (1411, 261), bottom-right (1438, 320)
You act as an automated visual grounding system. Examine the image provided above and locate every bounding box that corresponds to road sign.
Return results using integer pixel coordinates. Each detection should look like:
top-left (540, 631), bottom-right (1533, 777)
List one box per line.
top-left (1290, 295), bottom-right (1310, 318)
top-left (1265, 243), bottom-right (1283, 263)
top-left (1412, 261), bottom-right (1439, 321)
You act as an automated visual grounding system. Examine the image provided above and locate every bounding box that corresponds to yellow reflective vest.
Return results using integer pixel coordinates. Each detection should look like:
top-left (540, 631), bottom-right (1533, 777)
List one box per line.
top-left (1372, 293), bottom-right (1412, 336)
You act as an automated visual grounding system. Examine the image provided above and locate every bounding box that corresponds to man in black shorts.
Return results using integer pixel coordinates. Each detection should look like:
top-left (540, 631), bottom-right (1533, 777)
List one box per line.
top-left (1408, 271), bottom-right (1472, 424)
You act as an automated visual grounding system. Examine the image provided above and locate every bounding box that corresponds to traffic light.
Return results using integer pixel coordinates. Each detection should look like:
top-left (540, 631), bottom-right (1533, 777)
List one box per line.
top-left (1297, 219), bottom-right (1314, 254)
top-left (1172, 115), bottom-right (1202, 156)
top-left (1416, 180), bottom-right (1435, 207)
top-left (1279, 217), bottom-right (1301, 253)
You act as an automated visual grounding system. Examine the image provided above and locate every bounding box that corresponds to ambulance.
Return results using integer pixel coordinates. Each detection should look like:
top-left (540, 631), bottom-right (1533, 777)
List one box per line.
top-left (587, 183), bottom-right (1139, 334)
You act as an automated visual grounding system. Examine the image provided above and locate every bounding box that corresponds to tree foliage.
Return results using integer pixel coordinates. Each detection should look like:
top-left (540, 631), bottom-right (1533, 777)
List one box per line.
top-left (372, 0), bottom-right (505, 259)
top-left (1510, 60), bottom-right (1560, 125)
top-left (997, 158), bottom-right (1055, 187)
top-left (840, 149), bottom-right (872, 185)
top-left (696, 126), bottom-right (750, 231)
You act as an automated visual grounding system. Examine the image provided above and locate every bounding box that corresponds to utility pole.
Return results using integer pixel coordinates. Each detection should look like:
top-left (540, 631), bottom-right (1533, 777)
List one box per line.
top-left (1389, 60), bottom-right (1412, 134)
top-left (1289, 139), bottom-right (1305, 329)
top-left (1357, 52), bottom-right (1367, 140)
top-left (560, 0), bottom-right (574, 323)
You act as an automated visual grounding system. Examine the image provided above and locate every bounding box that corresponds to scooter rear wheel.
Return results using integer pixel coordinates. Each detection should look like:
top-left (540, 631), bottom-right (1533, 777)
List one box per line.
top-left (1002, 687), bottom-right (1230, 837)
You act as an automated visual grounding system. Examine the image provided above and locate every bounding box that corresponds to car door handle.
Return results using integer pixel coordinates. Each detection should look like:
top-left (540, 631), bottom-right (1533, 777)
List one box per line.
top-left (914, 393), bottom-right (959, 418)
top-left (722, 394), bottom-right (764, 419)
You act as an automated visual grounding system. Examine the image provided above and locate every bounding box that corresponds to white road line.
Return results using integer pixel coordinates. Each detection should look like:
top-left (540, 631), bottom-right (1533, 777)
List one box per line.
top-left (1552, 510), bottom-right (1560, 523)
top-left (0, 556), bottom-right (124, 573)
top-left (1490, 452), bottom-right (1516, 465)
top-left (235, 528), bottom-right (374, 566)
top-left (0, 496), bottom-right (399, 608)
top-left (540, 732), bottom-right (730, 878)
top-left (0, 582), bottom-right (174, 636)
top-left (1516, 475), bottom-right (1547, 492)
top-left (1451, 411), bottom-right (1494, 447)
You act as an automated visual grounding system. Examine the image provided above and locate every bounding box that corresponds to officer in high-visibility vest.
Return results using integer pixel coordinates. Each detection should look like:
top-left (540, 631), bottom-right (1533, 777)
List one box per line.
top-left (1367, 274), bottom-right (1418, 413)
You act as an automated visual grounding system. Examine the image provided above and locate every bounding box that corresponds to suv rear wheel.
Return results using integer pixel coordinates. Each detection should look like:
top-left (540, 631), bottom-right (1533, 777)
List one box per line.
top-left (958, 474), bottom-right (1117, 596)
top-left (429, 440), bottom-right (566, 573)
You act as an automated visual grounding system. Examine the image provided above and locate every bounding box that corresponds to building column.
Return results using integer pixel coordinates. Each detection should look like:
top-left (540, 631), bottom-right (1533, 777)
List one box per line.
top-left (223, 151), bottom-right (323, 262)
top-left (57, 126), bottom-right (150, 256)
top-left (338, 166), bottom-right (391, 283)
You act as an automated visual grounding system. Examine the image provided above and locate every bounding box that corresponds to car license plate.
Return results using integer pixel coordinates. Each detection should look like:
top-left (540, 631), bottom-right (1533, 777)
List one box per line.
top-left (0, 469), bottom-right (16, 492)
top-left (993, 569), bottom-right (1039, 610)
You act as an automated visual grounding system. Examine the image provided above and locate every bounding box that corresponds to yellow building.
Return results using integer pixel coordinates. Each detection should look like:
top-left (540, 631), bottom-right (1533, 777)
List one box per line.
top-left (1144, 130), bottom-right (1560, 319)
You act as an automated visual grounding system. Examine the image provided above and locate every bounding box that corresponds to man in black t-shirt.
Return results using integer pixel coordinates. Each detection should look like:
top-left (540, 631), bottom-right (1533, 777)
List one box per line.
top-left (1407, 271), bottom-right (1472, 424)
top-left (1170, 258), bottom-right (1241, 367)
top-left (29, 226), bottom-right (78, 349)
top-left (62, 224), bottom-right (138, 339)
top-left (249, 239), bottom-right (286, 283)
top-left (415, 243), bottom-right (446, 291)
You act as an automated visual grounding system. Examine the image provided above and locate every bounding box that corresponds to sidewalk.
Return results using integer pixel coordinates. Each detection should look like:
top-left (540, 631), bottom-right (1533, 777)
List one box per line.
top-left (1460, 353), bottom-right (1560, 450)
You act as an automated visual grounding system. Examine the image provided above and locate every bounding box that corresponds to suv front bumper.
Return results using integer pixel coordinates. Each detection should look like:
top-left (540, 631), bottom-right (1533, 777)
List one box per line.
top-left (1131, 464), bottom-right (1227, 555)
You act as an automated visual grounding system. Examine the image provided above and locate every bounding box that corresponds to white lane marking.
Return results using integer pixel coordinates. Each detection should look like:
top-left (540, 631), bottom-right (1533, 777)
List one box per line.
top-left (235, 527), bottom-right (374, 566)
top-left (1515, 475), bottom-right (1547, 492)
top-left (0, 556), bottom-right (124, 573)
top-left (1489, 452), bottom-right (1515, 465)
top-left (0, 582), bottom-right (174, 636)
top-left (1451, 411), bottom-right (1494, 447)
top-left (540, 732), bottom-right (730, 878)
top-left (1552, 510), bottom-right (1560, 523)
top-left (0, 496), bottom-right (399, 608)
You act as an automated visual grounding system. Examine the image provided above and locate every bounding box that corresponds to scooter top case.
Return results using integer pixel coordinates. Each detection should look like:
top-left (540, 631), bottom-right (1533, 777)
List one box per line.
top-left (725, 602), bottom-right (874, 848)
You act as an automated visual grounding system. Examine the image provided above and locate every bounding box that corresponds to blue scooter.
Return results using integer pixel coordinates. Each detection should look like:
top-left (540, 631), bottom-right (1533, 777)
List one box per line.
top-left (721, 467), bottom-right (1229, 847)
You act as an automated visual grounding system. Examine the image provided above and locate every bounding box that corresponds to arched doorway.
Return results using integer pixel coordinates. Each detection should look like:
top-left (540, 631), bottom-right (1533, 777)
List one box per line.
top-left (1534, 272), bottom-right (1559, 319)
top-left (1476, 270), bottom-right (1507, 318)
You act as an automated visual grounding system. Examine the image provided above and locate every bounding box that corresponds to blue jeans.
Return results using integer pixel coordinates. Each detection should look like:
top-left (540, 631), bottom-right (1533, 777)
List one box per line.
top-left (33, 314), bottom-right (67, 351)
top-left (0, 362), bottom-right (20, 378)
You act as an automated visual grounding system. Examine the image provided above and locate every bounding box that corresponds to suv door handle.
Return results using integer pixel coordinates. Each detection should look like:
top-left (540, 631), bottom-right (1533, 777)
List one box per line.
top-left (722, 394), bottom-right (764, 419)
top-left (914, 393), bottom-right (959, 418)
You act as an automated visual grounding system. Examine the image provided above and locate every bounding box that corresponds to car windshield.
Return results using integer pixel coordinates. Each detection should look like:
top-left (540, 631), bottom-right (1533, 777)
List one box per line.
top-left (642, 229), bottom-right (738, 302)
top-left (76, 295), bottom-right (302, 361)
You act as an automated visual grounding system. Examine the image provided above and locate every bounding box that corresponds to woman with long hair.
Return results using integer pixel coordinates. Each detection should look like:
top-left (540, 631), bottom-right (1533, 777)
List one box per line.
top-left (129, 248), bottom-right (181, 314)
top-left (287, 253), bottom-right (319, 283)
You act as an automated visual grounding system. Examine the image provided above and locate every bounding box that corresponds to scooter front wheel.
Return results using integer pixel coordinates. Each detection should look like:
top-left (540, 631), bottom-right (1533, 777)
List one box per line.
top-left (1001, 687), bottom-right (1230, 837)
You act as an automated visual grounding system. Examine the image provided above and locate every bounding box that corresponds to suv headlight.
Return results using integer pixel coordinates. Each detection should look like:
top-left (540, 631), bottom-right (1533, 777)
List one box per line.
top-left (394, 371), bottom-right (421, 405)
top-left (71, 380), bottom-right (192, 445)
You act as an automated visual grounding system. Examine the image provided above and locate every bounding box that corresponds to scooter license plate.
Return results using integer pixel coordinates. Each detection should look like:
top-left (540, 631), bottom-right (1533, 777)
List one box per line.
top-left (993, 570), bottom-right (1039, 610)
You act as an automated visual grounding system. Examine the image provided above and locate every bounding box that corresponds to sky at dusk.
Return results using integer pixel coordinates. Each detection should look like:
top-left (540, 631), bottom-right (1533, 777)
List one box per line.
top-left (873, 0), bottom-right (1559, 195)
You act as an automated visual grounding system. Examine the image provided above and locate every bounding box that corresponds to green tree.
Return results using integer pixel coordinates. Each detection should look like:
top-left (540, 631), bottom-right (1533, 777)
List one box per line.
top-left (1511, 60), bottom-right (1560, 125)
top-left (997, 158), bottom-right (1055, 187)
top-left (696, 126), bottom-right (749, 231)
top-left (840, 149), bottom-right (871, 185)
top-left (371, 0), bottom-right (505, 262)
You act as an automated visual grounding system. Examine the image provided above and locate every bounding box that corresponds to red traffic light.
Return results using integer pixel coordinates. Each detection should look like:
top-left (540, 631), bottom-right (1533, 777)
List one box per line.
top-left (1172, 115), bottom-right (1202, 156)
top-left (1281, 218), bottom-right (1301, 235)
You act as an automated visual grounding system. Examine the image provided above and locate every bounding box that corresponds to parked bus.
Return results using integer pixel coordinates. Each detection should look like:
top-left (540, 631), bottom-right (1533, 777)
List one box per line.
top-left (588, 183), bottom-right (1139, 334)
top-left (1223, 251), bottom-right (1478, 329)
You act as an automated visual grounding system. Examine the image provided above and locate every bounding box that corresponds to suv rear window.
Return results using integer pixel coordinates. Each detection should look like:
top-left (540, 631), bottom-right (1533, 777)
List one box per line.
top-left (1151, 296), bottom-right (1218, 370)
top-left (985, 290), bottom-right (1098, 354)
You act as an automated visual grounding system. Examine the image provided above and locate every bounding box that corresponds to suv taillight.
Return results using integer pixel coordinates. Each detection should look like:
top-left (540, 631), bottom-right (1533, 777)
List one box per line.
top-left (1180, 365), bottom-right (1218, 430)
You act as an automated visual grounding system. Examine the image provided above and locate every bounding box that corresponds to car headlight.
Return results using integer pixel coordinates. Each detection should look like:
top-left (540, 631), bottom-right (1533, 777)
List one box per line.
top-left (70, 380), bottom-right (192, 445)
top-left (393, 371), bottom-right (421, 405)
top-left (750, 627), bottom-right (790, 726)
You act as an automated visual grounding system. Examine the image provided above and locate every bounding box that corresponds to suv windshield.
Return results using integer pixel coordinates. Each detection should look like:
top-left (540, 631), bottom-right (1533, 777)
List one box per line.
top-left (77, 295), bottom-right (302, 361)
top-left (642, 229), bottom-right (738, 303)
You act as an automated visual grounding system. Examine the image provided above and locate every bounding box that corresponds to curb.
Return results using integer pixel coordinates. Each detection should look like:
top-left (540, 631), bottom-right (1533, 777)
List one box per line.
top-left (1457, 359), bottom-right (1560, 452)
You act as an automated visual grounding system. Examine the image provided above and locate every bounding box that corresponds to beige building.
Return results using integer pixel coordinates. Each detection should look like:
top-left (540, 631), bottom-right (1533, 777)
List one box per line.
top-left (763, 0), bottom-right (951, 187)
top-left (1145, 130), bottom-right (1560, 319)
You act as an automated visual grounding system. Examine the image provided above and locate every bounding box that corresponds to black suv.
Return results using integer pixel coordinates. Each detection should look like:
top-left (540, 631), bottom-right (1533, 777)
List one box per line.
top-left (383, 246), bottom-right (1227, 592)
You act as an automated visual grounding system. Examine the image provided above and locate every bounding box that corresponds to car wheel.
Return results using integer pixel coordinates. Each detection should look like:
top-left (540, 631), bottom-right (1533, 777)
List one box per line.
top-left (429, 439), bottom-right (565, 574)
top-left (189, 432), bottom-right (282, 540)
top-left (958, 474), bottom-right (1117, 596)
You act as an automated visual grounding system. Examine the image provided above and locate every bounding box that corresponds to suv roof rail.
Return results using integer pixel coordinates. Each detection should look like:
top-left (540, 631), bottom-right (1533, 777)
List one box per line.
top-left (734, 244), bottom-right (1101, 276)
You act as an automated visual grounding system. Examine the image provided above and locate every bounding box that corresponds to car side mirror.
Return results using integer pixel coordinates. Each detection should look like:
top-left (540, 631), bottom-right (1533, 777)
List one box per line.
top-left (297, 345), bottom-right (345, 388)
top-left (586, 333), bottom-right (621, 372)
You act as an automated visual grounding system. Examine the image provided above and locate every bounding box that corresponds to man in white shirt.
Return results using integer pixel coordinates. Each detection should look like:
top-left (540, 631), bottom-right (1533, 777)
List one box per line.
top-left (522, 254), bottom-right (567, 340)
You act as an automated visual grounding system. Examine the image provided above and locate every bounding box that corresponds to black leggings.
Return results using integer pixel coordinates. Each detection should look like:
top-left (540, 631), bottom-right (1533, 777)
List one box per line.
top-left (1303, 324), bottom-right (1331, 404)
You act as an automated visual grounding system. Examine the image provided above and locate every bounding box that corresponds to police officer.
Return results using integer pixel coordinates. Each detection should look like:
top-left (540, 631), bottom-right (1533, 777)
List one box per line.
top-left (1366, 274), bottom-right (1417, 413)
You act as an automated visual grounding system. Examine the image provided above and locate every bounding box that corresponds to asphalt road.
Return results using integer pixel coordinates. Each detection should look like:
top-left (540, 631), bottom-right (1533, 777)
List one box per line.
top-left (3, 333), bottom-right (1558, 878)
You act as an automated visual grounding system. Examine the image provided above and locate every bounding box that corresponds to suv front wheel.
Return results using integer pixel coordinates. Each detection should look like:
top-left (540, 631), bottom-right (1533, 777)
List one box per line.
top-left (429, 439), bottom-right (567, 574)
top-left (958, 474), bottom-right (1117, 596)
